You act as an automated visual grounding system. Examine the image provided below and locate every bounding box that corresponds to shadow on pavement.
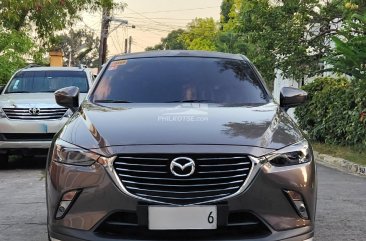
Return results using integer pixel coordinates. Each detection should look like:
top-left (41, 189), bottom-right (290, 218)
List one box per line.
top-left (4, 155), bottom-right (47, 170)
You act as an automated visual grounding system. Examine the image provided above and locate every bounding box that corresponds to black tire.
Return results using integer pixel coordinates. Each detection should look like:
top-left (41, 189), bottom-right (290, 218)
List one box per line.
top-left (0, 154), bottom-right (8, 169)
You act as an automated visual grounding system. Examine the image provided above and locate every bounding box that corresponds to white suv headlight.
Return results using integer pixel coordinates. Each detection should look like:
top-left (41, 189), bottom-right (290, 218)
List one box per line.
top-left (63, 109), bottom-right (73, 118)
top-left (0, 108), bottom-right (6, 118)
top-left (264, 140), bottom-right (312, 166)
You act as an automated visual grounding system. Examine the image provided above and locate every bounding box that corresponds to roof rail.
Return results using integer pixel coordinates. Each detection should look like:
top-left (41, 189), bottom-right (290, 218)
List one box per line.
top-left (24, 64), bottom-right (44, 69)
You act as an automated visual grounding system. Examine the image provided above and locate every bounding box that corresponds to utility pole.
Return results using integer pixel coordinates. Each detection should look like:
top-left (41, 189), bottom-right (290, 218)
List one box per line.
top-left (98, 7), bottom-right (111, 70)
top-left (128, 36), bottom-right (132, 53)
top-left (98, 14), bottom-right (129, 70)
top-left (124, 38), bottom-right (128, 54)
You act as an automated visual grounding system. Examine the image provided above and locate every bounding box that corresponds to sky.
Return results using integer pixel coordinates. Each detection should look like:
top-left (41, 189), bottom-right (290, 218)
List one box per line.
top-left (81, 0), bottom-right (222, 56)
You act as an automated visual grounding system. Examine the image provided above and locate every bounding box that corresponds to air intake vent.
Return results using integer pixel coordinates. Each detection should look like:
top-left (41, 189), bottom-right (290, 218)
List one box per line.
top-left (113, 154), bottom-right (253, 205)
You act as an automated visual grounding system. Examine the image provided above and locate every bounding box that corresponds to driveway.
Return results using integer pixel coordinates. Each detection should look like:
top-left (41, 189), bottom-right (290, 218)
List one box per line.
top-left (0, 157), bottom-right (365, 241)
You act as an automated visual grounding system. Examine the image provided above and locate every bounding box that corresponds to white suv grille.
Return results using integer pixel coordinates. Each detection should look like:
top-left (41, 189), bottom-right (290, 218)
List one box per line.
top-left (2, 108), bottom-right (68, 120)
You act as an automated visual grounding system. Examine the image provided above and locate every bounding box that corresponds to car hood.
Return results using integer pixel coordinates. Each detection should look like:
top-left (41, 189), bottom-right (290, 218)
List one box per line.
top-left (59, 102), bottom-right (304, 151)
top-left (0, 93), bottom-right (87, 108)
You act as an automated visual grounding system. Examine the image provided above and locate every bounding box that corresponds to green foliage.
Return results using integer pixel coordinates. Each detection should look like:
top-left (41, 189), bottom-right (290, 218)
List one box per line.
top-left (0, 30), bottom-right (37, 84)
top-left (295, 77), bottom-right (366, 147)
top-left (0, 0), bottom-right (121, 41)
top-left (53, 29), bottom-right (100, 67)
top-left (146, 29), bottom-right (187, 51)
top-left (327, 13), bottom-right (366, 80)
top-left (182, 18), bottom-right (219, 51)
top-left (0, 0), bottom-right (120, 83)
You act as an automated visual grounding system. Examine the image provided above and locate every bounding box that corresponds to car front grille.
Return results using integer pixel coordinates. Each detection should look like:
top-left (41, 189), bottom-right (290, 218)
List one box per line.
top-left (114, 154), bottom-right (253, 205)
top-left (2, 108), bottom-right (68, 120)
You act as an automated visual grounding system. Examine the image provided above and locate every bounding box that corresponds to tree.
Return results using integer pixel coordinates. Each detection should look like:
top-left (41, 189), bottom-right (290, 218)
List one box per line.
top-left (0, 30), bottom-right (36, 84)
top-left (182, 18), bottom-right (219, 51)
top-left (0, 0), bottom-right (122, 83)
top-left (146, 29), bottom-right (187, 51)
top-left (0, 0), bottom-right (121, 42)
top-left (327, 13), bottom-right (366, 80)
top-left (55, 29), bottom-right (100, 67)
top-left (146, 18), bottom-right (219, 52)
top-left (214, 0), bottom-right (366, 88)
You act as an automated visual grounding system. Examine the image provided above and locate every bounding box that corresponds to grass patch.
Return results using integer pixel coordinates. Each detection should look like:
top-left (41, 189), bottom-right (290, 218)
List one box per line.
top-left (312, 142), bottom-right (366, 166)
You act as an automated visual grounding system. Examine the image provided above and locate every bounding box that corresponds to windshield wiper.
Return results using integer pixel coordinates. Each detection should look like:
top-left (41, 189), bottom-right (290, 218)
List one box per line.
top-left (166, 100), bottom-right (214, 103)
top-left (95, 100), bottom-right (133, 103)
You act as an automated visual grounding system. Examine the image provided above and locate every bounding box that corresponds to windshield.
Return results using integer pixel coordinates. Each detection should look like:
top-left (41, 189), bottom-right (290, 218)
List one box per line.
top-left (5, 70), bottom-right (89, 93)
top-left (91, 57), bottom-right (269, 104)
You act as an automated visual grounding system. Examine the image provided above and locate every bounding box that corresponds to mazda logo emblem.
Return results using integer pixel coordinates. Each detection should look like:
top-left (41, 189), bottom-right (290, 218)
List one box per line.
top-left (28, 108), bottom-right (40, 116)
top-left (170, 157), bottom-right (195, 177)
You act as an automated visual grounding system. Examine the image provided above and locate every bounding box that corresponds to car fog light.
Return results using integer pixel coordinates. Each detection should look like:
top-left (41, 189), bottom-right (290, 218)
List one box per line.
top-left (55, 190), bottom-right (80, 219)
top-left (284, 190), bottom-right (309, 220)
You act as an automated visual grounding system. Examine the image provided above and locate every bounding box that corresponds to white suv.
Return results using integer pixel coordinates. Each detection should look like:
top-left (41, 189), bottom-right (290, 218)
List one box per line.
top-left (0, 66), bottom-right (93, 165)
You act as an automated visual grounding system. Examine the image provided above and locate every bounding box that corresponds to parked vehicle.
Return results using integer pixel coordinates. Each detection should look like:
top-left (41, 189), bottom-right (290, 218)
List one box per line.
top-left (46, 51), bottom-right (316, 241)
top-left (0, 66), bottom-right (93, 164)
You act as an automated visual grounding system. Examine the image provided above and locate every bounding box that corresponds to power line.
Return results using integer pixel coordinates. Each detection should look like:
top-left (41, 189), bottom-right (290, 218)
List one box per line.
top-left (124, 6), bottom-right (220, 14)
top-left (114, 16), bottom-right (198, 21)
top-left (125, 7), bottom-right (184, 30)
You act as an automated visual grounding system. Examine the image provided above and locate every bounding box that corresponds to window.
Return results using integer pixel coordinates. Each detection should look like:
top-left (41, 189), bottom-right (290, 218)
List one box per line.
top-left (6, 70), bottom-right (89, 93)
top-left (92, 57), bottom-right (268, 104)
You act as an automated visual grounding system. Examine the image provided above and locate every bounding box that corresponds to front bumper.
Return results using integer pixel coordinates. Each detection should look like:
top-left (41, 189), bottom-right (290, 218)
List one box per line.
top-left (46, 145), bottom-right (317, 241)
top-left (0, 118), bottom-right (67, 151)
top-left (0, 140), bottom-right (52, 149)
top-left (49, 229), bottom-right (314, 241)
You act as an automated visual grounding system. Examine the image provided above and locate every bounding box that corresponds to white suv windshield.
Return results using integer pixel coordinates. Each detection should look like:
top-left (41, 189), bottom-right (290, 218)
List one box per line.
top-left (5, 70), bottom-right (89, 93)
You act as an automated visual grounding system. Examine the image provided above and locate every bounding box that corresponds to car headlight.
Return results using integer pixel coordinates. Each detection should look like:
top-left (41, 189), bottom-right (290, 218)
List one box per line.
top-left (0, 108), bottom-right (6, 118)
top-left (264, 140), bottom-right (311, 166)
top-left (63, 109), bottom-right (73, 118)
top-left (52, 139), bottom-right (109, 166)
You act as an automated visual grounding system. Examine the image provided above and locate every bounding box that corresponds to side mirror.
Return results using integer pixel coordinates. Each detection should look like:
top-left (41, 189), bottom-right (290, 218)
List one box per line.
top-left (280, 87), bottom-right (308, 110)
top-left (0, 85), bottom-right (5, 93)
top-left (55, 86), bottom-right (80, 112)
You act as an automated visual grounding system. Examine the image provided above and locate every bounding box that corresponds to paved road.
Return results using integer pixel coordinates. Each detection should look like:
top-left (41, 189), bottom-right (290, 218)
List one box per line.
top-left (0, 157), bottom-right (365, 241)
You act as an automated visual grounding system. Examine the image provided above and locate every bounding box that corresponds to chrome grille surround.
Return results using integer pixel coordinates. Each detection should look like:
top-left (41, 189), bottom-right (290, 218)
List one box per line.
top-left (2, 108), bottom-right (68, 120)
top-left (108, 154), bottom-right (262, 206)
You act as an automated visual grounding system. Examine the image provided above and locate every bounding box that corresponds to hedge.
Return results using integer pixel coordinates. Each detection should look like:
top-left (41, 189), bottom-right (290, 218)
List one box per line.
top-left (295, 77), bottom-right (366, 147)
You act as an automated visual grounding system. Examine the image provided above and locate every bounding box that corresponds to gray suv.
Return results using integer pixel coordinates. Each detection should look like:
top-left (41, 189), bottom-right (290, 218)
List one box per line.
top-left (46, 51), bottom-right (316, 241)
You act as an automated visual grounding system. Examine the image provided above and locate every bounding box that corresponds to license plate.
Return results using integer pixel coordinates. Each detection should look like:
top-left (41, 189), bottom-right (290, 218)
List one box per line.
top-left (148, 206), bottom-right (217, 230)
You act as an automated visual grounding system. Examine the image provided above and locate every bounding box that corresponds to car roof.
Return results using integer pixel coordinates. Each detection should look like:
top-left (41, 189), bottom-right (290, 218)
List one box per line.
top-left (113, 50), bottom-right (248, 61)
top-left (20, 67), bottom-right (87, 72)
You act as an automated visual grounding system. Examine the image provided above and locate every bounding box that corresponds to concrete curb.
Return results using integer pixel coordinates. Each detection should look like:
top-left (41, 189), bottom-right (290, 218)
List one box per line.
top-left (314, 151), bottom-right (366, 177)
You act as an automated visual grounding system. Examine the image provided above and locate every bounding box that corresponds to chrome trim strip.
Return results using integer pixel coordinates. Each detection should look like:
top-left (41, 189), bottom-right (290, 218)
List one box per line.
top-left (126, 186), bottom-right (240, 194)
top-left (115, 167), bottom-right (166, 174)
top-left (122, 179), bottom-right (242, 187)
top-left (118, 173), bottom-right (247, 181)
top-left (115, 162), bottom-right (165, 167)
top-left (196, 156), bottom-right (247, 160)
top-left (136, 192), bottom-right (230, 200)
top-left (118, 156), bottom-right (169, 161)
top-left (200, 162), bottom-right (251, 167)
top-left (198, 168), bottom-right (250, 174)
